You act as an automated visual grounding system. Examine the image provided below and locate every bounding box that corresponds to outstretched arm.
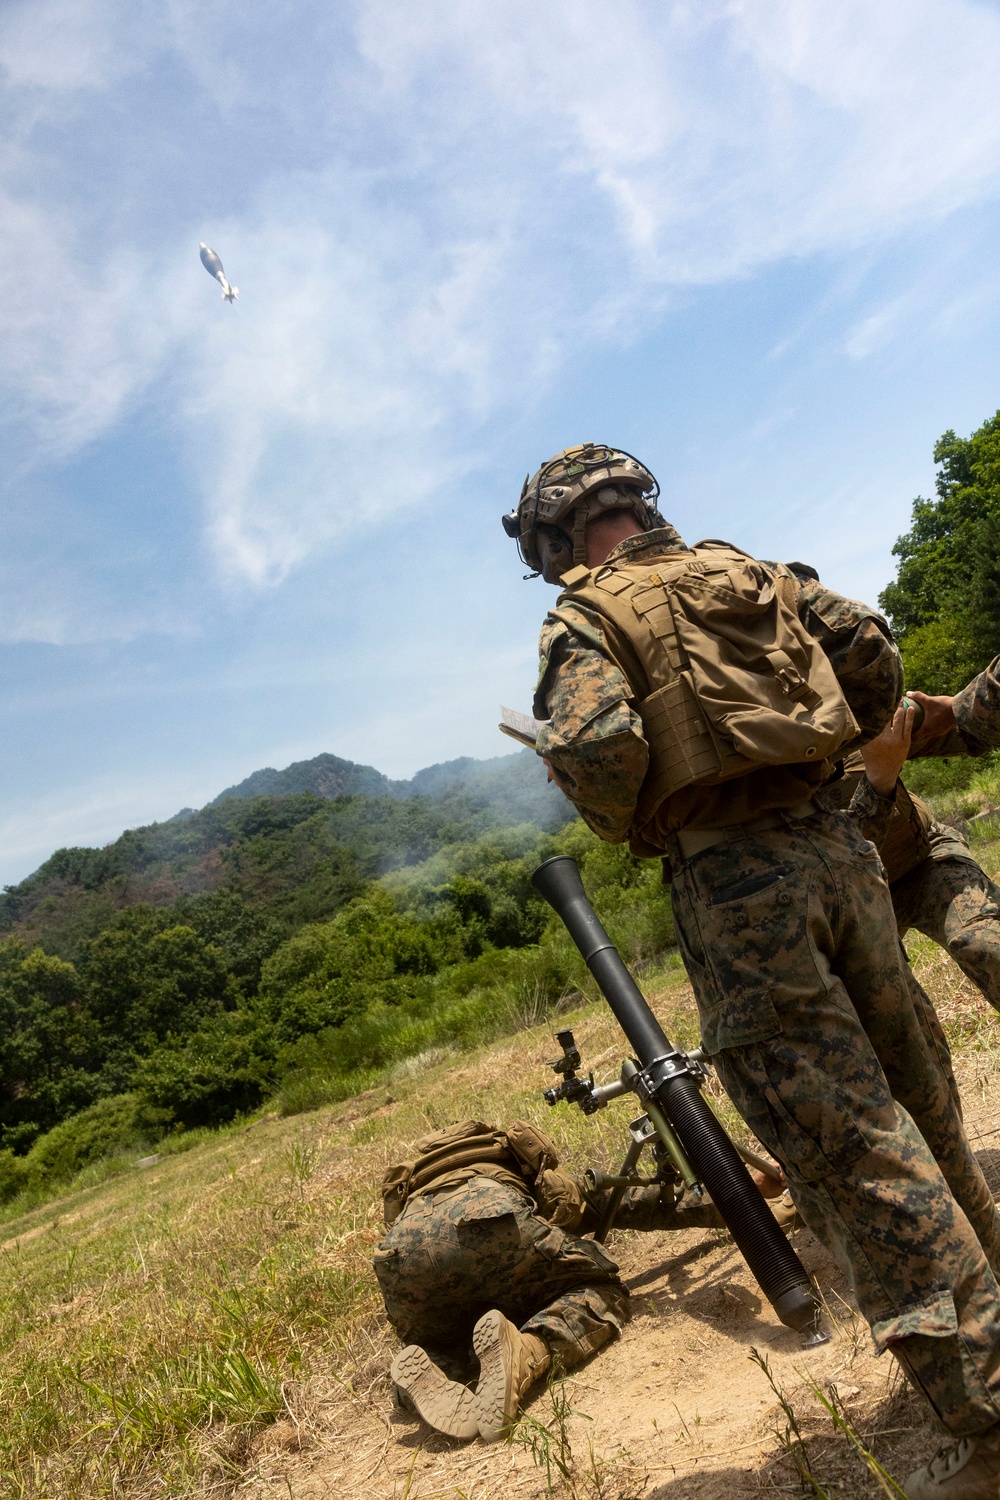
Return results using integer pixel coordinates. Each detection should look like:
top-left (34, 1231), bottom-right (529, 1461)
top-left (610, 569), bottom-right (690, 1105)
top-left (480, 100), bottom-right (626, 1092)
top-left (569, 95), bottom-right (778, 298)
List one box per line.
top-left (907, 655), bottom-right (1000, 756)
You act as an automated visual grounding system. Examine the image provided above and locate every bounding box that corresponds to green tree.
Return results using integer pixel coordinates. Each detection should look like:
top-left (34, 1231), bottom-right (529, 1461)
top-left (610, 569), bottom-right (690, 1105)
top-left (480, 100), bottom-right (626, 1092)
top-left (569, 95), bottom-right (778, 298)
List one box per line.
top-left (0, 939), bottom-right (102, 1150)
top-left (171, 888), bottom-right (285, 995)
top-left (79, 908), bottom-right (237, 1086)
top-left (132, 1012), bottom-right (271, 1128)
top-left (880, 412), bottom-right (1000, 692)
top-left (257, 890), bottom-right (440, 1046)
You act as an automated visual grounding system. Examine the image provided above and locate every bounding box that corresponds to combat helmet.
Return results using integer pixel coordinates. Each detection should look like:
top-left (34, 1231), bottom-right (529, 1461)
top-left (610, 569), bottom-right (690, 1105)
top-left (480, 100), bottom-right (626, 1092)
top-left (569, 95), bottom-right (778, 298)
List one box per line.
top-left (502, 443), bottom-right (664, 582)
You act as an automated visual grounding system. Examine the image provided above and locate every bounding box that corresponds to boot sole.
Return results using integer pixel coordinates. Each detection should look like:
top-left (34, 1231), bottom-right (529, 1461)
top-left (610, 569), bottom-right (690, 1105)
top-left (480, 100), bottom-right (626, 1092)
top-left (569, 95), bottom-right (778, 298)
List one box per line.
top-left (390, 1346), bottom-right (478, 1440)
top-left (472, 1309), bottom-right (518, 1442)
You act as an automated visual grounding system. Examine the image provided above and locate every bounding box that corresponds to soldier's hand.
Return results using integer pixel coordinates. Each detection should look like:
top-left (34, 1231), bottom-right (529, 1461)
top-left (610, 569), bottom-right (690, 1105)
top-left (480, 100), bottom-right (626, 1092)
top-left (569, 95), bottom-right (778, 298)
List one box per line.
top-left (861, 701), bottom-right (915, 794)
top-left (906, 689), bottom-right (957, 743)
top-left (543, 757), bottom-right (574, 794)
top-left (749, 1164), bottom-right (786, 1199)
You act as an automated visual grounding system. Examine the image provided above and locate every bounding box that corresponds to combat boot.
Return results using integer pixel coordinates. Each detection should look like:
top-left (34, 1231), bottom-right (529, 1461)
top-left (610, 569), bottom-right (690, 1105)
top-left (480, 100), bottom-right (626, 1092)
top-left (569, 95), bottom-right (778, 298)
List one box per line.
top-left (390, 1345), bottom-right (478, 1440)
top-left (905, 1424), bottom-right (1000, 1500)
top-left (770, 1188), bottom-right (802, 1234)
top-left (472, 1309), bottom-right (551, 1442)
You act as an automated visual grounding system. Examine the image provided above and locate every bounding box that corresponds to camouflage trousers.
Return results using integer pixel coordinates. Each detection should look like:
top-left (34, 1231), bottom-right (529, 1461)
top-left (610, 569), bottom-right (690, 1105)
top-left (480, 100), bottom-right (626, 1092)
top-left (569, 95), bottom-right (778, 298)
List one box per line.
top-left (892, 852), bottom-right (1000, 1013)
top-left (373, 1177), bottom-right (630, 1372)
top-left (668, 806), bottom-right (1000, 1436)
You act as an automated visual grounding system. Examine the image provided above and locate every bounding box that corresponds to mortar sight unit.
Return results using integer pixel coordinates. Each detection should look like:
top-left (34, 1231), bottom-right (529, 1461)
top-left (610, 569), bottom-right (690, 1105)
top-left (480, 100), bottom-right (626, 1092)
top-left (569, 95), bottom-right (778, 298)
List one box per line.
top-left (532, 854), bottom-right (823, 1343)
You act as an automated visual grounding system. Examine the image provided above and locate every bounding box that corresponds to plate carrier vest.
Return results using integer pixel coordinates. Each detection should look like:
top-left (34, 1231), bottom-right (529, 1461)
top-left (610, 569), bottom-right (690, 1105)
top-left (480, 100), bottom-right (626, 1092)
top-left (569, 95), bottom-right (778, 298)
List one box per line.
top-left (553, 541), bottom-right (859, 836)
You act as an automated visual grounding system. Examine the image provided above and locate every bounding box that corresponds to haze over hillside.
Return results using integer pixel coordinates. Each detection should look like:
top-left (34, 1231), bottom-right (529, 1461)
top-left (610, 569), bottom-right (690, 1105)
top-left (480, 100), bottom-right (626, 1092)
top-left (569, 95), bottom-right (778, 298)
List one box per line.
top-left (0, 745), bottom-right (573, 959)
top-left (0, 740), bottom-right (584, 1165)
top-left (206, 747), bottom-right (564, 827)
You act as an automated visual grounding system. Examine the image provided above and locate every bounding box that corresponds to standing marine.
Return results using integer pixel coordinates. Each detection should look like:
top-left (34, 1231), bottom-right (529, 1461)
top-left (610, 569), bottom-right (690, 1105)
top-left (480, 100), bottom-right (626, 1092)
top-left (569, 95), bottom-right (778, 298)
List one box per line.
top-left (503, 442), bottom-right (1000, 1500)
top-left (827, 701), bottom-right (1000, 1014)
top-left (770, 567), bottom-right (1000, 1016)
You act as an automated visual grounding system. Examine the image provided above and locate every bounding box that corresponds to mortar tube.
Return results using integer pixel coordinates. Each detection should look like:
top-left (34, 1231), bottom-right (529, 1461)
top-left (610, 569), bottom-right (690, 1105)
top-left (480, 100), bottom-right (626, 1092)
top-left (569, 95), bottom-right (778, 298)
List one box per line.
top-left (531, 855), bottom-right (821, 1336)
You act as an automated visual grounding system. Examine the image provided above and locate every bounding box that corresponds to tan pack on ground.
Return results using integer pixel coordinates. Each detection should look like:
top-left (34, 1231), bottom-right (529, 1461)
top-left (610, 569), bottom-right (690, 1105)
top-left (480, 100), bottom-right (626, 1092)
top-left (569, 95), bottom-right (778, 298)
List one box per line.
top-left (556, 542), bottom-right (859, 826)
top-left (380, 1119), bottom-right (563, 1226)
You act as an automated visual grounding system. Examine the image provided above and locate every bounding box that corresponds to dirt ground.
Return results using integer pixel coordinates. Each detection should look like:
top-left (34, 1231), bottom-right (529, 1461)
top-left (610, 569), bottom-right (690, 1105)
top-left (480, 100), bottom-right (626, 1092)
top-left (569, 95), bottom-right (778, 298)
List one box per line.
top-left (239, 1051), bottom-right (1000, 1499)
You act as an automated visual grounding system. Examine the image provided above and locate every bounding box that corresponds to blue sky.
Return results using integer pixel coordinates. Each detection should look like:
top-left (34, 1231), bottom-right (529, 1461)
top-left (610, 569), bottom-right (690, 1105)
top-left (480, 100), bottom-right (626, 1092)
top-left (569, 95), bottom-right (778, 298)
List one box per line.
top-left (2, 0), bottom-right (1000, 884)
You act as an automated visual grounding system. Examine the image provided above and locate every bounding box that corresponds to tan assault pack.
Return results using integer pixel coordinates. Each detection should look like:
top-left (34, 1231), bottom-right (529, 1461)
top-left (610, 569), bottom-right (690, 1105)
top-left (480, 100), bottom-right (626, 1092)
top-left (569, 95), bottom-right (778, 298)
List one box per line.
top-left (380, 1119), bottom-right (564, 1227)
top-left (555, 542), bottom-right (859, 826)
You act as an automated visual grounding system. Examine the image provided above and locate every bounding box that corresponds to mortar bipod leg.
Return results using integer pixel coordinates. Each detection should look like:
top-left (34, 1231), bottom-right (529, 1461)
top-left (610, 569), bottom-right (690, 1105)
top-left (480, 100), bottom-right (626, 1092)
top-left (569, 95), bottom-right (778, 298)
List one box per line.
top-left (593, 1131), bottom-right (647, 1243)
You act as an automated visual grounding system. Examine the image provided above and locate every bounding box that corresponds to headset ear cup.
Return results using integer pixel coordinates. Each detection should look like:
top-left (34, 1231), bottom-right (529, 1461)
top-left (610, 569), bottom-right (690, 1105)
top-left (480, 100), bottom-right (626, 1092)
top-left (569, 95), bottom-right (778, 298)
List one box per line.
top-left (536, 527), bottom-right (572, 584)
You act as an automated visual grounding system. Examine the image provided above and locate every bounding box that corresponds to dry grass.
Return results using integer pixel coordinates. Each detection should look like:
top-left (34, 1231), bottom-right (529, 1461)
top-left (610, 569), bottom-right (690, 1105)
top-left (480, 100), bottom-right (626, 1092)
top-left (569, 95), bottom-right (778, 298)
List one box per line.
top-left (1, 928), bottom-right (999, 1500)
top-left (0, 958), bottom-right (698, 1499)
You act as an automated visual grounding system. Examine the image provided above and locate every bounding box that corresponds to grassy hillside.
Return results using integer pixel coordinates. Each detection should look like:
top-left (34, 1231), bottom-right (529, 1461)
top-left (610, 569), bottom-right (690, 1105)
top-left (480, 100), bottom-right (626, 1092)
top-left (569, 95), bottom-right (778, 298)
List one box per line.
top-left (2, 897), bottom-right (998, 1499)
top-left (0, 956), bottom-right (698, 1498)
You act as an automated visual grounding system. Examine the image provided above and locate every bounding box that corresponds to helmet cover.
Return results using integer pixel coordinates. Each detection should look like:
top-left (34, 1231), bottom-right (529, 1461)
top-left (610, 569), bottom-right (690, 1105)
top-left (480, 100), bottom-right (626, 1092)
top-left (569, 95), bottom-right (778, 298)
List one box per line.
top-left (502, 442), bottom-right (663, 580)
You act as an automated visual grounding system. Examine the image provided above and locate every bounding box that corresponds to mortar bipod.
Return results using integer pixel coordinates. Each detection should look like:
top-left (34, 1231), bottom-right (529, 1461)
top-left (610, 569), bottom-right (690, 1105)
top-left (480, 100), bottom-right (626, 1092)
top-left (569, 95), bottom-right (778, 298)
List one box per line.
top-left (578, 1060), bottom-right (696, 1241)
top-left (542, 1038), bottom-right (785, 1236)
top-left (547, 1040), bottom-right (786, 1241)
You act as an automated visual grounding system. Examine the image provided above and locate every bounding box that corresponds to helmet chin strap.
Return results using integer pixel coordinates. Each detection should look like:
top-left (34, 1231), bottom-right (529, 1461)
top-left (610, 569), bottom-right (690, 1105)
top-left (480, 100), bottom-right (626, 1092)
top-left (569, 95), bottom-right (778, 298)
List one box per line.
top-left (572, 505), bottom-right (589, 565)
top-left (569, 491), bottom-right (650, 567)
top-left (534, 524), bottom-right (573, 584)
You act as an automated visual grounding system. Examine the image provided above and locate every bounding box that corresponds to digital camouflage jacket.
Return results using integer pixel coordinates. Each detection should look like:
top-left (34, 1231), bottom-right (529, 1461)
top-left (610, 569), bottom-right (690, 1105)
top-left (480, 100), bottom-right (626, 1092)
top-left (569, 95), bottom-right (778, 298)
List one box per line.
top-left (954, 656), bottom-right (1000, 753)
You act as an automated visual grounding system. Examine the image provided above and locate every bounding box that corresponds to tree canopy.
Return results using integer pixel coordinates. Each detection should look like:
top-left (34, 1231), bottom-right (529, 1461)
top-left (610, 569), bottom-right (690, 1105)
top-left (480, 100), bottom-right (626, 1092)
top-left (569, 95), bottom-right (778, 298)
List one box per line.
top-left (880, 412), bottom-right (1000, 692)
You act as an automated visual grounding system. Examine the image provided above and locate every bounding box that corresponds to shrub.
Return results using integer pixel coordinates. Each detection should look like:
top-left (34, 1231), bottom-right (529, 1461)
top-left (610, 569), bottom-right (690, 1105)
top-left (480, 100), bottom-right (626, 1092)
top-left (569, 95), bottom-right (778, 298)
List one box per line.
top-left (0, 1149), bottom-right (29, 1204)
top-left (133, 1012), bottom-right (273, 1130)
top-left (257, 890), bottom-right (441, 1046)
top-left (24, 1094), bottom-right (156, 1185)
top-left (0, 940), bottom-right (103, 1147)
top-left (902, 749), bottom-right (1000, 820)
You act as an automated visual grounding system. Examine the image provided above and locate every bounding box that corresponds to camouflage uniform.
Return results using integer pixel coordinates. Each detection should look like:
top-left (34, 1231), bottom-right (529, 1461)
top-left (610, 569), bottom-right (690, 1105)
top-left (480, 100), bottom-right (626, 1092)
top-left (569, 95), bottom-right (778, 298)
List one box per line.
top-left (955, 658), bottom-right (1000, 754)
top-left (842, 771), bottom-right (1000, 1014)
top-left (892, 831), bottom-right (1000, 1012)
top-left (534, 528), bottom-right (1000, 1435)
top-left (373, 1173), bottom-right (713, 1372)
top-left (901, 656), bottom-right (1000, 761)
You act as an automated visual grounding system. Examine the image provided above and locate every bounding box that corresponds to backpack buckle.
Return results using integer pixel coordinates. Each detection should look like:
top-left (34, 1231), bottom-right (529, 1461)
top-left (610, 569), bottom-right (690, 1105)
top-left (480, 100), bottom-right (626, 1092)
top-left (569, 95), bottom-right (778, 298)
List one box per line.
top-left (766, 649), bottom-right (814, 704)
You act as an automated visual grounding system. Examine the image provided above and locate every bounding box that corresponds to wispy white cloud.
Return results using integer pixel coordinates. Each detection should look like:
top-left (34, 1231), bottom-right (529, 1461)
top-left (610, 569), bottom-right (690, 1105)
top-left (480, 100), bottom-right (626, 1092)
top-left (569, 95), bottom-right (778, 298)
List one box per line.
top-left (0, 0), bottom-right (145, 92)
top-left (180, 202), bottom-right (513, 583)
top-left (360, 0), bottom-right (1000, 273)
top-left (2, 0), bottom-right (1000, 615)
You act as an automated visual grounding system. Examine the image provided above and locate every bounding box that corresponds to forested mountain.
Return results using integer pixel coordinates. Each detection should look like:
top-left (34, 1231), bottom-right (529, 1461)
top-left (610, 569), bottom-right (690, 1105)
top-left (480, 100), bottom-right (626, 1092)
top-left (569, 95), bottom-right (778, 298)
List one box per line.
top-left (0, 744), bottom-right (583, 1173)
top-left (1, 747), bottom-right (571, 960)
top-left (210, 747), bottom-right (566, 829)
